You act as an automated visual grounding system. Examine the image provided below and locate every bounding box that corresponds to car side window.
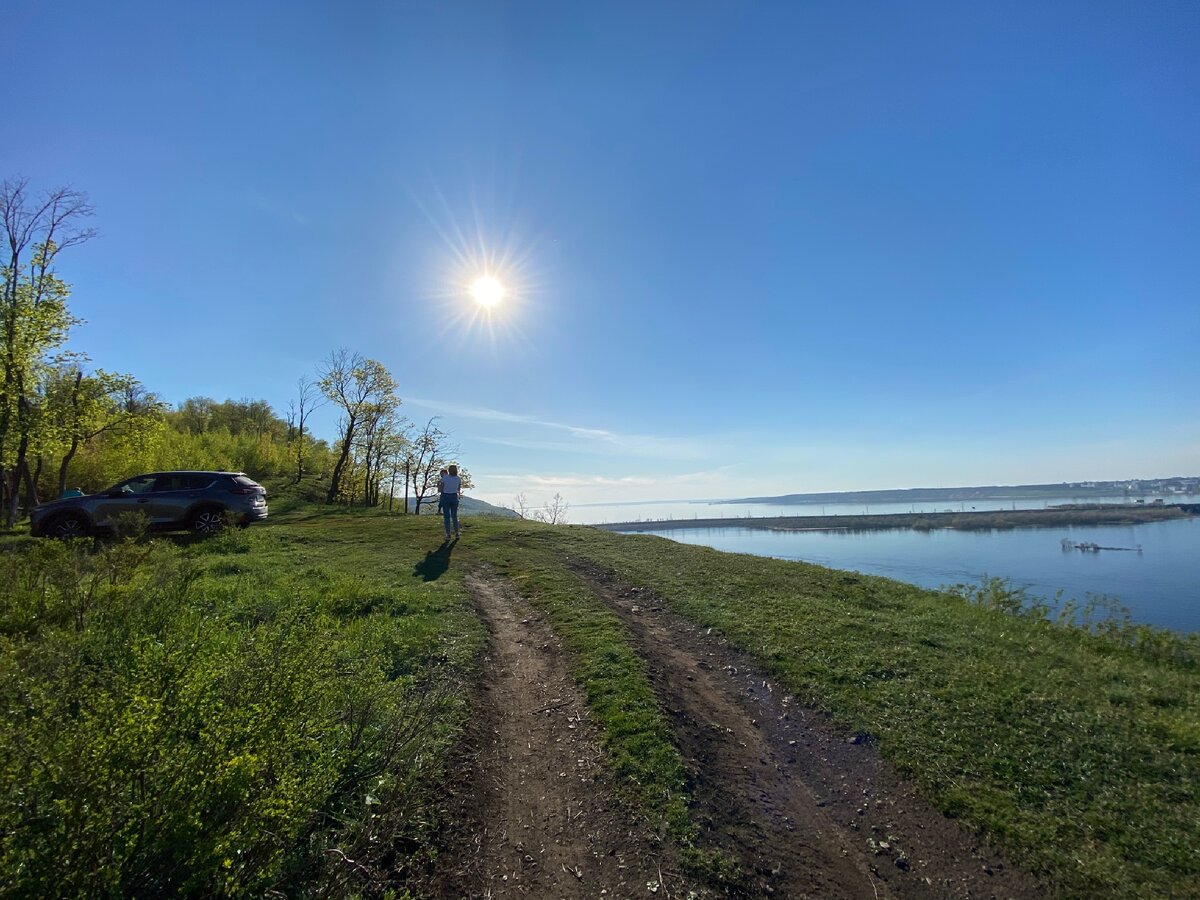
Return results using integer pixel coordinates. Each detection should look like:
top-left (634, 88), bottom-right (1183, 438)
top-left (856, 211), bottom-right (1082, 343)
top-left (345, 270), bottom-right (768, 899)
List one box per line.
top-left (118, 475), bottom-right (157, 494)
top-left (187, 474), bottom-right (216, 489)
top-left (153, 475), bottom-right (185, 492)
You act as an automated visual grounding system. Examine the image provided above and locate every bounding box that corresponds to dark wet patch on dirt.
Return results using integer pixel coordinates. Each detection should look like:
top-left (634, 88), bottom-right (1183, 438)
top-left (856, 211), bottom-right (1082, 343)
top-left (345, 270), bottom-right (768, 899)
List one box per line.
top-left (567, 559), bottom-right (1048, 900)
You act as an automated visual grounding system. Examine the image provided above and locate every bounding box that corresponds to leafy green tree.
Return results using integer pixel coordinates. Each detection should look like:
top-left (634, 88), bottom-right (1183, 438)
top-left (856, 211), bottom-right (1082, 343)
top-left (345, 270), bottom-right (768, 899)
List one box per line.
top-left (318, 349), bottom-right (399, 504)
top-left (42, 366), bottom-right (164, 498)
top-left (354, 407), bottom-right (404, 508)
top-left (1, 178), bottom-right (96, 525)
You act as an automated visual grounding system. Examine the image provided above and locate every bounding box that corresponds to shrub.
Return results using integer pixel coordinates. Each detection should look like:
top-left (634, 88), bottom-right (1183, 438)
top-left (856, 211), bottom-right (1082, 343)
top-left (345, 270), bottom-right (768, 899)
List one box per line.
top-left (0, 534), bottom-right (464, 895)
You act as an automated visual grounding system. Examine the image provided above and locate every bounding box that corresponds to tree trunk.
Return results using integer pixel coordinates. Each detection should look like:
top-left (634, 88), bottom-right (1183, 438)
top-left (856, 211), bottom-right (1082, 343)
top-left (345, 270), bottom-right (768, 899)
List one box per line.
top-left (58, 436), bottom-right (81, 498)
top-left (3, 468), bottom-right (19, 528)
top-left (362, 436), bottom-right (375, 507)
top-left (5, 427), bottom-right (32, 525)
top-left (326, 419), bottom-right (356, 504)
top-left (294, 421), bottom-right (305, 483)
top-left (25, 456), bottom-right (41, 510)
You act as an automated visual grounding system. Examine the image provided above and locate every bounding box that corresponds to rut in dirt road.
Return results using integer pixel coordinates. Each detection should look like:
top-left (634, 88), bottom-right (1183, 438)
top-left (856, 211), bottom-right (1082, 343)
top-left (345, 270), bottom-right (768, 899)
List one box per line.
top-left (571, 562), bottom-right (1047, 900)
top-left (432, 572), bottom-right (690, 898)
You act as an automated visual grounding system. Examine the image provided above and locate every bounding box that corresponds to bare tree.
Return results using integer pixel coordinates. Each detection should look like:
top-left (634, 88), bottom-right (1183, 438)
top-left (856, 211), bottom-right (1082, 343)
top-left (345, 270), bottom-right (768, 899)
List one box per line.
top-left (288, 374), bottom-right (324, 483)
top-left (512, 492), bottom-right (531, 519)
top-left (401, 418), bottom-right (456, 514)
top-left (534, 493), bottom-right (569, 525)
top-left (318, 349), bottom-right (398, 504)
top-left (1, 179), bottom-right (97, 524)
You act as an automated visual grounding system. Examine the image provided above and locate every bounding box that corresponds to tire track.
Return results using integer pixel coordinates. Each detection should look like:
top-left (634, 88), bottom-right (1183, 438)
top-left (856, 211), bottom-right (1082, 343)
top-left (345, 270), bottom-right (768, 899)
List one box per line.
top-left (570, 561), bottom-right (1047, 900)
top-left (432, 571), bottom-right (692, 898)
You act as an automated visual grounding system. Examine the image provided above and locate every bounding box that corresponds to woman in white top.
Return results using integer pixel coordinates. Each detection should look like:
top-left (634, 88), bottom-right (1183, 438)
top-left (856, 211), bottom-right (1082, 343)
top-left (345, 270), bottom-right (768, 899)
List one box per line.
top-left (440, 464), bottom-right (462, 540)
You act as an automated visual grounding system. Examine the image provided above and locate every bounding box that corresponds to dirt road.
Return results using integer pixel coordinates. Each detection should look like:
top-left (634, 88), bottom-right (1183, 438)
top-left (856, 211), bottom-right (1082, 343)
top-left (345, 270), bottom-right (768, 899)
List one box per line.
top-left (434, 566), bottom-right (1045, 899)
top-left (432, 574), bottom-right (684, 897)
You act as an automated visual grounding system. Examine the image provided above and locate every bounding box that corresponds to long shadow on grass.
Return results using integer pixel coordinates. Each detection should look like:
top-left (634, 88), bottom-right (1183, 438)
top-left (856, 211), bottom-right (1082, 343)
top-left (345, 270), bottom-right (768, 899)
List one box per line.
top-left (413, 538), bottom-right (457, 581)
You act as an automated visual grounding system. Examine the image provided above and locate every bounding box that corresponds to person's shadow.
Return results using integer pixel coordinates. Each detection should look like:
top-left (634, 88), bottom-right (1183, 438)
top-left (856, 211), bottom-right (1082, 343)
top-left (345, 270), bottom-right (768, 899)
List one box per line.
top-left (413, 538), bottom-right (457, 582)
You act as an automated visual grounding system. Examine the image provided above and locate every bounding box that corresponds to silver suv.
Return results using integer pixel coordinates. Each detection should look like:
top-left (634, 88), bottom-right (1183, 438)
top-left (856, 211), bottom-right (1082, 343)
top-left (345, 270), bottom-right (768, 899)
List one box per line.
top-left (30, 471), bottom-right (268, 538)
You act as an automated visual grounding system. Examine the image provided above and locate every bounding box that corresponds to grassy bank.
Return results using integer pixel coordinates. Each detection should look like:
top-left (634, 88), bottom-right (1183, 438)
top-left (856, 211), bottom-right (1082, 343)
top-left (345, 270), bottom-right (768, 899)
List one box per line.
top-left (464, 519), bottom-right (1200, 899)
top-left (2, 511), bottom-right (1196, 897)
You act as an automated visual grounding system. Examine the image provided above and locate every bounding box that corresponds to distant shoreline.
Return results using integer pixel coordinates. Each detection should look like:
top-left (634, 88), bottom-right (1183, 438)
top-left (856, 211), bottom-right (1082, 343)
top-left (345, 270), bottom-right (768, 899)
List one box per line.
top-left (593, 504), bottom-right (1196, 533)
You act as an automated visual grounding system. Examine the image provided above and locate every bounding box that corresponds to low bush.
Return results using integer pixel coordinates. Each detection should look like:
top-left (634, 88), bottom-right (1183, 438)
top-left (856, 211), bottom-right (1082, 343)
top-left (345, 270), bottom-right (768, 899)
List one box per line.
top-left (0, 525), bottom-right (473, 896)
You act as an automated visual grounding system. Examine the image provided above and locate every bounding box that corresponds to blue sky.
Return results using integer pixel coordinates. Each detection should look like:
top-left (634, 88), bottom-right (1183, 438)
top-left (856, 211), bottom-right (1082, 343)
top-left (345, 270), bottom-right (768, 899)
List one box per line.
top-left (5, 1), bottom-right (1198, 507)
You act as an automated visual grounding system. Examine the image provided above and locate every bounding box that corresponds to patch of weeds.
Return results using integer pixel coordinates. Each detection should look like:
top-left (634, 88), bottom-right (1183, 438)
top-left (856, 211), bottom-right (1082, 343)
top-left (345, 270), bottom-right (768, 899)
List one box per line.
top-left (946, 574), bottom-right (1200, 668)
top-left (680, 845), bottom-right (745, 889)
top-left (0, 511), bottom-right (483, 897)
top-left (205, 521), bottom-right (254, 554)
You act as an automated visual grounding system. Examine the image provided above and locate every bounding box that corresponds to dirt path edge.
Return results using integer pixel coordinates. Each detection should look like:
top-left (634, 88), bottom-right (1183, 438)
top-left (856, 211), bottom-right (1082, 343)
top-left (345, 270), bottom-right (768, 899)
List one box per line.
top-left (568, 558), bottom-right (1049, 900)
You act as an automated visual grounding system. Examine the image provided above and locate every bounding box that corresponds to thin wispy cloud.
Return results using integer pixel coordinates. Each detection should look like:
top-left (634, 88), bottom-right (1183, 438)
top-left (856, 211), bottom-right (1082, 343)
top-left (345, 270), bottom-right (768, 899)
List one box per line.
top-left (406, 397), bottom-right (710, 460)
top-left (481, 466), bottom-right (737, 490)
top-left (247, 191), bottom-right (309, 227)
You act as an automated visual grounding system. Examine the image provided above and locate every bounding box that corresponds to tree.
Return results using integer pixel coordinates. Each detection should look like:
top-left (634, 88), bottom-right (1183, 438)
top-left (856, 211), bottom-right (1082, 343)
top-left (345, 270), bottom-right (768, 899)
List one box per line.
top-left (354, 407), bottom-right (406, 508)
top-left (379, 421), bottom-right (413, 512)
top-left (1, 179), bottom-right (96, 525)
top-left (43, 365), bottom-right (163, 498)
top-left (401, 418), bottom-right (454, 514)
top-left (512, 492), bottom-right (531, 519)
top-left (176, 397), bottom-right (217, 434)
top-left (286, 375), bottom-right (324, 483)
top-left (533, 493), bottom-right (569, 525)
top-left (318, 349), bottom-right (398, 504)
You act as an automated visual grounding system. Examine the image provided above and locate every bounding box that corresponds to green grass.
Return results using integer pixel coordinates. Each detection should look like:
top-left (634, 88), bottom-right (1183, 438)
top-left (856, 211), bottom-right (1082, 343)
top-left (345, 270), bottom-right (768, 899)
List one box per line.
top-left (0, 512), bottom-right (483, 897)
top-left (471, 521), bottom-right (1199, 899)
top-left (2, 510), bottom-right (1196, 898)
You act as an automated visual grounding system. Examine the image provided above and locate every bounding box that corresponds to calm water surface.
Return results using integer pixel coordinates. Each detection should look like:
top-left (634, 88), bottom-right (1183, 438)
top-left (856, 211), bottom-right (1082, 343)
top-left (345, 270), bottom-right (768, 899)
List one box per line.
top-left (615, 517), bottom-right (1200, 634)
top-left (576, 494), bottom-right (1200, 524)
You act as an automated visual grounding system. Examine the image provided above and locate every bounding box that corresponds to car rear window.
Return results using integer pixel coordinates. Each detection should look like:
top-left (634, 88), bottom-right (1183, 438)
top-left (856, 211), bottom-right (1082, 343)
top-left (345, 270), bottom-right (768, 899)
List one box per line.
top-left (232, 475), bottom-right (259, 487)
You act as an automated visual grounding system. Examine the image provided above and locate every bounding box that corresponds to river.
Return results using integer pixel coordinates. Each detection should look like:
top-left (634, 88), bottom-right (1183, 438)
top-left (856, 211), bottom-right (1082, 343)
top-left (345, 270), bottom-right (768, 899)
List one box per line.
top-left (604, 502), bottom-right (1200, 634)
top-left (574, 493), bottom-right (1200, 524)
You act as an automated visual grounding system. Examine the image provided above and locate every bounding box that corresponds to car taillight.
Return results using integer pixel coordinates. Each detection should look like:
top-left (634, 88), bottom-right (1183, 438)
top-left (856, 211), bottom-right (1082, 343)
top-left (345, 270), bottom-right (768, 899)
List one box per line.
top-left (230, 487), bottom-right (258, 495)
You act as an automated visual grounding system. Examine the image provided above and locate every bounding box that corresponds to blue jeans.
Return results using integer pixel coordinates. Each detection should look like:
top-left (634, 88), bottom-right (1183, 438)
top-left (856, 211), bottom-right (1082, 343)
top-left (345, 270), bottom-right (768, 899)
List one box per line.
top-left (441, 495), bottom-right (459, 537)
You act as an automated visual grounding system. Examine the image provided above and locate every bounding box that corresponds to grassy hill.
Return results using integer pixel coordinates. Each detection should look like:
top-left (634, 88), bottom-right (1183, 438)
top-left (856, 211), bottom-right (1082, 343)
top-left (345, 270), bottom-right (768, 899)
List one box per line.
top-left (1, 509), bottom-right (1196, 896)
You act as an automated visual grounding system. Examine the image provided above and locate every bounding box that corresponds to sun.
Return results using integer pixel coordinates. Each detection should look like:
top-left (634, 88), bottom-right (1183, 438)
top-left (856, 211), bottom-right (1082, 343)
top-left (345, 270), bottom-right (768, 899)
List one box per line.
top-left (470, 275), bottom-right (506, 308)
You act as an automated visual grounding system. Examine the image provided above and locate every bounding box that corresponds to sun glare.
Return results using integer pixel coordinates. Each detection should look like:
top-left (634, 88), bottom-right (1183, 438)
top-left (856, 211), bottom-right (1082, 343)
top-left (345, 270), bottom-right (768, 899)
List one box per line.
top-left (471, 275), bottom-right (506, 308)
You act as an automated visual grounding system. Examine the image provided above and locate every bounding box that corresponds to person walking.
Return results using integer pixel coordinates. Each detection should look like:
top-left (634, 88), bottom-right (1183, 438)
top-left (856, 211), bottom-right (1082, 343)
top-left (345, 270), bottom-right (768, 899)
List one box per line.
top-left (440, 464), bottom-right (462, 540)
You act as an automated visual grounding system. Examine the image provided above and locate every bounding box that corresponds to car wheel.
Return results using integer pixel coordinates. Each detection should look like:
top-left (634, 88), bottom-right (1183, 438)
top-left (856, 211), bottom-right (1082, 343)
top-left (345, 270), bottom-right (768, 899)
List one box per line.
top-left (51, 514), bottom-right (88, 539)
top-left (191, 508), bottom-right (226, 536)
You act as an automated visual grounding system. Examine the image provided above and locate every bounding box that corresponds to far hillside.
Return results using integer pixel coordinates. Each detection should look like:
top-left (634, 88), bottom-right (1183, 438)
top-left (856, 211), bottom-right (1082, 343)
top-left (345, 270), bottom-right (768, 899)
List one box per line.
top-left (725, 476), bottom-right (1200, 506)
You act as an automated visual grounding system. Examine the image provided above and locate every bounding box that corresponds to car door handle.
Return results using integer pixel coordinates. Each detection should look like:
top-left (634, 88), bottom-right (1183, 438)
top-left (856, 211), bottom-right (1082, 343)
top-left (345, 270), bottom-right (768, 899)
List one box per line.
top-left (137, 498), bottom-right (150, 503)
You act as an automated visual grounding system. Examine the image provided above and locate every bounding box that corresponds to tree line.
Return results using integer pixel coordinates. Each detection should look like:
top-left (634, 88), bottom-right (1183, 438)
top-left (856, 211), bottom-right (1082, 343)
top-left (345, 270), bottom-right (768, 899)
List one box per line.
top-left (1, 178), bottom-right (466, 526)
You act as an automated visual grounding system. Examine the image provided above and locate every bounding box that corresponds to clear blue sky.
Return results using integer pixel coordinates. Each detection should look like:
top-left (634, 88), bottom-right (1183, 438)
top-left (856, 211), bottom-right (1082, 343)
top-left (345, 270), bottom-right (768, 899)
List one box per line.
top-left (5, 1), bottom-right (1198, 507)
